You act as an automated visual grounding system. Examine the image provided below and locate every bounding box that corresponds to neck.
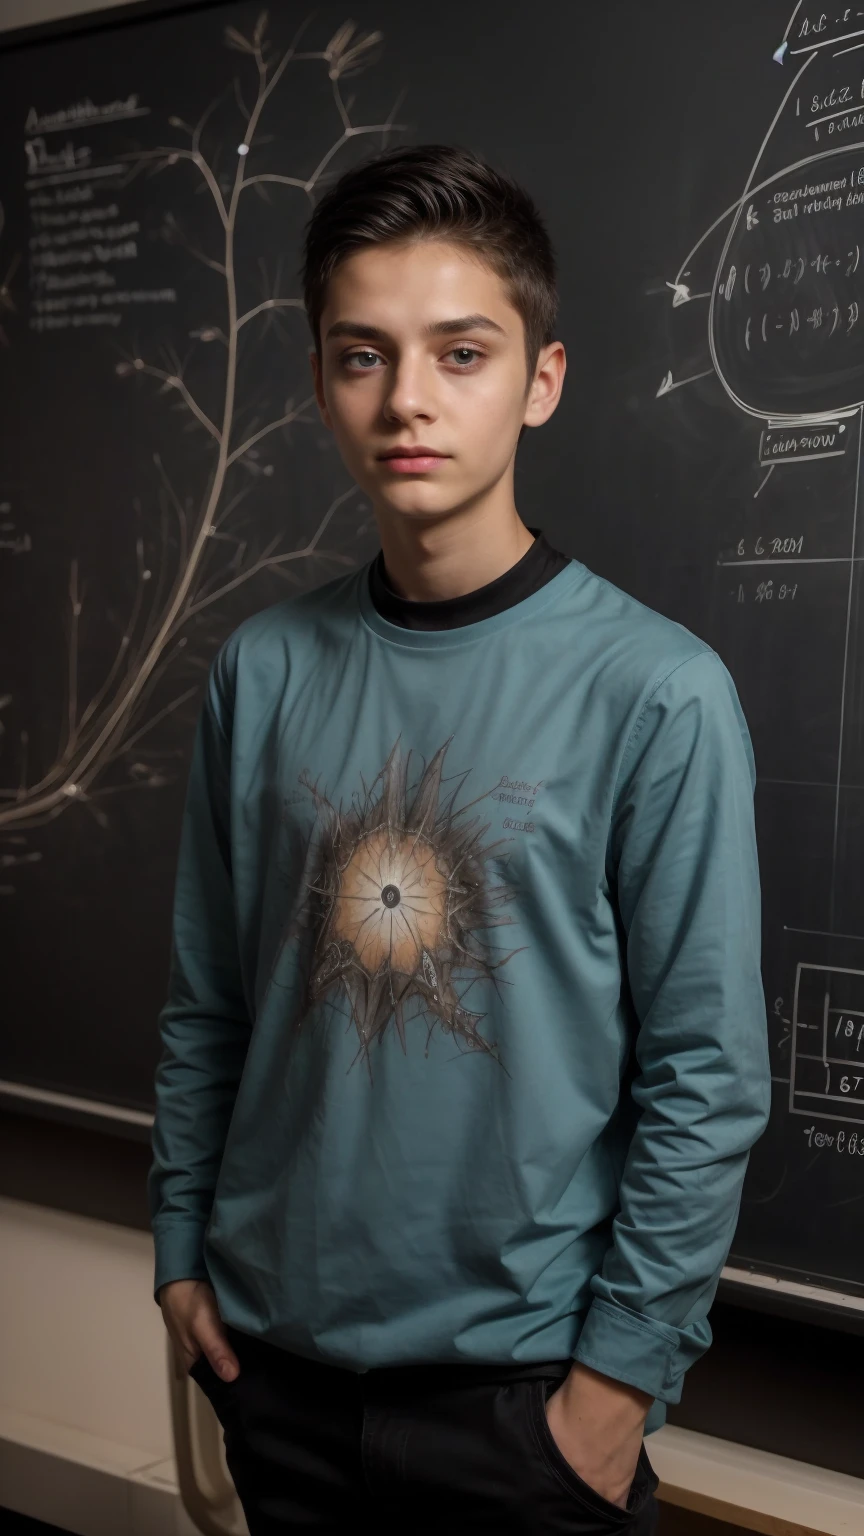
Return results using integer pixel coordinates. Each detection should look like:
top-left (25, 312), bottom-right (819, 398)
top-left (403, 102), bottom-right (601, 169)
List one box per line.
top-left (375, 505), bottom-right (536, 603)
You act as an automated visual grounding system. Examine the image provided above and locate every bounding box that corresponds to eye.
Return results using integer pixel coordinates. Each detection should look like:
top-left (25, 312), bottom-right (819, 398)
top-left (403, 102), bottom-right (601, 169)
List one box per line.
top-left (342, 349), bottom-right (381, 371)
top-left (340, 345), bottom-right (487, 372)
top-left (447, 346), bottom-right (485, 368)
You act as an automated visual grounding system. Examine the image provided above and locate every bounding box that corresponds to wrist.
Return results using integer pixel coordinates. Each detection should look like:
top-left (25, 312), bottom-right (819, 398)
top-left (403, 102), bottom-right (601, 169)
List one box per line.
top-left (563, 1361), bottom-right (652, 1423)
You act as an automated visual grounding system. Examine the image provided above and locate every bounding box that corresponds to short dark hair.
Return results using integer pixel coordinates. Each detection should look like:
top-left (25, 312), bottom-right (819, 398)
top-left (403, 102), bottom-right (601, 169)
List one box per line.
top-left (299, 143), bottom-right (558, 435)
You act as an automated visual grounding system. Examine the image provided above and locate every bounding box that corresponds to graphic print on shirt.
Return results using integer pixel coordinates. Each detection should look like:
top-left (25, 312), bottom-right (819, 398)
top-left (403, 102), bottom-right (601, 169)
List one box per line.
top-left (294, 733), bottom-right (526, 1076)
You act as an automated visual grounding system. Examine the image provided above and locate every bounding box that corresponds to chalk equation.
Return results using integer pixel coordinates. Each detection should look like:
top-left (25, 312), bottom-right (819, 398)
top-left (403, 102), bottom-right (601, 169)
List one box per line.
top-left (0, 498), bottom-right (31, 556)
top-left (660, 5), bottom-right (864, 420)
top-left (659, 3), bottom-right (864, 1146)
top-left (791, 963), bottom-right (864, 1126)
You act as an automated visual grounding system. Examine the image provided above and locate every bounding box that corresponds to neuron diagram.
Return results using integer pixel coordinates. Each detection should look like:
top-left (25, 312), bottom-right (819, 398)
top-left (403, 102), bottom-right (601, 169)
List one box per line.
top-left (0, 11), bottom-right (407, 890)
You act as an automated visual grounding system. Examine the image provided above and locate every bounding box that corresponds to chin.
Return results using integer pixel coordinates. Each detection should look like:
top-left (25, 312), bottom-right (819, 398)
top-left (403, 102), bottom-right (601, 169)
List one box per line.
top-left (379, 488), bottom-right (456, 517)
top-left (385, 506), bottom-right (454, 527)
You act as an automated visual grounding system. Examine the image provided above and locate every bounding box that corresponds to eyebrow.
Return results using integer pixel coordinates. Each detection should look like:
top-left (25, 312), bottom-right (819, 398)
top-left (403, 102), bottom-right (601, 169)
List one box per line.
top-left (323, 313), bottom-right (508, 344)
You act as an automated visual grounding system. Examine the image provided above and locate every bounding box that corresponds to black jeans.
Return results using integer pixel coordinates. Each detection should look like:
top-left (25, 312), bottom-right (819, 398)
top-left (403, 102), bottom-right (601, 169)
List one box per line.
top-left (189, 1324), bottom-right (660, 1534)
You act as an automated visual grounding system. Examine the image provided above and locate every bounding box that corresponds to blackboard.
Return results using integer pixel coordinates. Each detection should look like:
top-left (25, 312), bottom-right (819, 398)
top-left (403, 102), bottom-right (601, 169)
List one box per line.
top-left (2, 0), bottom-right (864, 1315)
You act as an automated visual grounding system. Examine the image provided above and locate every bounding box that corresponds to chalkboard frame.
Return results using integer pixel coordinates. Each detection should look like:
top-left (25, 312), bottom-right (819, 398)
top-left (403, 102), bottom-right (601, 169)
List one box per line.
top-left (0, 0), bottom-right (214, 53)
top-left (3, 0), bottom-right (864, 1338)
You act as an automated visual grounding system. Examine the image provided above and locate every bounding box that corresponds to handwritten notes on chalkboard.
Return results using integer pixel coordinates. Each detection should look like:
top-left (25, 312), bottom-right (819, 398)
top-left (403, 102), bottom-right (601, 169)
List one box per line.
top-left (27, 93), bottom-right (177, 336)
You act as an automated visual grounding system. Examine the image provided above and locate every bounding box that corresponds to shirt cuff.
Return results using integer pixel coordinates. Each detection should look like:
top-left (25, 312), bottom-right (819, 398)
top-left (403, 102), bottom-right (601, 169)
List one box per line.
top-left (152, 1222), bottom-right (211, 1304)
top-left (572, 1298), bottom-right (682, 1402)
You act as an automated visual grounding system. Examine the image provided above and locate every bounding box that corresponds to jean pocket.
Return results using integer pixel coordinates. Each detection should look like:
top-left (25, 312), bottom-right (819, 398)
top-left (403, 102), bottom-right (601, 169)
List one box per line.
top-left (528, 1377), bottom-right (651, 1525)
top-left (188, 1352), bottom-right (209, 1383)
top-left (636, 1441), bottom-right (659, 1496)
top-left (189, 1353), bottom-right (228, 1394)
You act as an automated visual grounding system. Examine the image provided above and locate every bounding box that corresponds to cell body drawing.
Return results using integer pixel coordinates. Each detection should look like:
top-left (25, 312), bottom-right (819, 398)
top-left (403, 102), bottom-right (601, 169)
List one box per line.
top-left (290, 735), bottom-right (525, 1077)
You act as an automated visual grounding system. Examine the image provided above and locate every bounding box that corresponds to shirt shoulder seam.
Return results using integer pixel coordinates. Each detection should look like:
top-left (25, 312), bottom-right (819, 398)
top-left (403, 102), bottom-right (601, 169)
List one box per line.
top-left (617, 647), bottom-right (716, 779)
top-left (606, 649), bottom-right (718, 866)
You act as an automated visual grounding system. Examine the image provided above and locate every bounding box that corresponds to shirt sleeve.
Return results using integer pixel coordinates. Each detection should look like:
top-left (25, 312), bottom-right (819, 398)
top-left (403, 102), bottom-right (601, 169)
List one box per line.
top-left (147, 639), bottom-right (251, 1302)
top-left (572, 648), bottom-right (771, 1403)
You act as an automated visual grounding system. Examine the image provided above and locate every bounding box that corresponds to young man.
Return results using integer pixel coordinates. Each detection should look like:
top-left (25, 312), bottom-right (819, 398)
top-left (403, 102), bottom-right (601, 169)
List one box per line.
top-left (149, 144), bottom-right (771, 1534)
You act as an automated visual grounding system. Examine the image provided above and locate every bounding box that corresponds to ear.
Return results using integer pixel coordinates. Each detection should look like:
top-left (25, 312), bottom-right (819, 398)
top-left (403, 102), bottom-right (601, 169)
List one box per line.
top-left (523, 340), bottom-right (566, 431)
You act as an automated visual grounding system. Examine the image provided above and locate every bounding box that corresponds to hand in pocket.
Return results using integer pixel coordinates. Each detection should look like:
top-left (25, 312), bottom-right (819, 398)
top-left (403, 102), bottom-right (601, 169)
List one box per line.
top-left (158, 1277), bottom-right (241, 1382)
top-left (543, 1366), bottom-right (649, 1510)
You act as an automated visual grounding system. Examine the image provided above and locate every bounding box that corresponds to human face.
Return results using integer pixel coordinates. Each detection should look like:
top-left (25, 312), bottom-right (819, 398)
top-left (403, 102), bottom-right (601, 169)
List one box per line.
top-left (311, 239), bottom-right (556, 528)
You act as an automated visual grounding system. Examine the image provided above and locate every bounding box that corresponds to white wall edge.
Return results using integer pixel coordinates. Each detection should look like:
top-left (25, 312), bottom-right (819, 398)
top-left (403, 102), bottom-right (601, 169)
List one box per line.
top-left (0, 1405), bottom-right (206, 1535)
top-left (649, 1423), bottom-right (864, 1534)
top-left (722, 1263), bottom-right (864, 1314)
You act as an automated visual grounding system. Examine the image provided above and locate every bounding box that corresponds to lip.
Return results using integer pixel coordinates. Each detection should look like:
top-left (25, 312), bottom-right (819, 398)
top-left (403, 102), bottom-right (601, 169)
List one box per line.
top-left (378, 447), bottom-right (450, 473)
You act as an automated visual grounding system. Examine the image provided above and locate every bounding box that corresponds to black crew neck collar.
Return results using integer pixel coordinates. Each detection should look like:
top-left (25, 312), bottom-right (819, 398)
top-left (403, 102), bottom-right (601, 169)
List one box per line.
top-left (368, 525), bottom-right (572, 631)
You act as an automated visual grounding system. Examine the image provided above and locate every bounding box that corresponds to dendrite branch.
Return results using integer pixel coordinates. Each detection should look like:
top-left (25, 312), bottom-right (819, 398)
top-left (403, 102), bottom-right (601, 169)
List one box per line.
top-left (184, 486), bottom-right (359, 619)
top-left (241, 173), bottom-right (306, 193)
top-left (119, 360), bottom-right (222, 442)
top-left (118, 146), bottom-right (229, 227)
top-left (236, 297), bottom-right (304, 329)
top-left (119, 687), bottom-right (199, 755)
top-left (226, 392), bottom-right (316, 465)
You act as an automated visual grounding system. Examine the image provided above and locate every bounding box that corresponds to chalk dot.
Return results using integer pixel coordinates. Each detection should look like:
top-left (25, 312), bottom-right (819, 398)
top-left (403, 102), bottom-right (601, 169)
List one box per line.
top-left (237, 143), bottom-right (250, 156)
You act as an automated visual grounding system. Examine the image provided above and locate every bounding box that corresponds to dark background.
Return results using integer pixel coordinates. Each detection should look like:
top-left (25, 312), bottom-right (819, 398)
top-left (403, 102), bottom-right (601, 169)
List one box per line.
top-left (4, 0), bottom-right (864, 1452)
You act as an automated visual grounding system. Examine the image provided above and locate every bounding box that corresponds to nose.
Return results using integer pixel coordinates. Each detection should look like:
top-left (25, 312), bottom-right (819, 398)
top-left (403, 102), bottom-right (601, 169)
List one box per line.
top-left (383, 353), bottom-right (437, 424)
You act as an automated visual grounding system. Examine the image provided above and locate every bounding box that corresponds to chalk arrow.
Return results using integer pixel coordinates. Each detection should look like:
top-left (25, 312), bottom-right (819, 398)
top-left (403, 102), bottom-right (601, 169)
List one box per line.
top-left (656, 368), bottom-right (715, 398)
top-left (666, 281), bottom-right (712, 307)
top-left (773, 41), bottom-right (788, 64)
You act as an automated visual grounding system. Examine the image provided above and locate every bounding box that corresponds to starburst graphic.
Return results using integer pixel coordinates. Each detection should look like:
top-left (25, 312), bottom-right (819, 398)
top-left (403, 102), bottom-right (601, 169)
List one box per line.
top-left (295, 734), bottom-right (527, 1075)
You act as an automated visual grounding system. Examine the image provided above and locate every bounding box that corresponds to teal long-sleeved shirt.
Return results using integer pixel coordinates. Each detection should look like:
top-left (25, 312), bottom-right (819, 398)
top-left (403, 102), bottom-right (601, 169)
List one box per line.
top-left (148, 554), bottom-right (771, 1434)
